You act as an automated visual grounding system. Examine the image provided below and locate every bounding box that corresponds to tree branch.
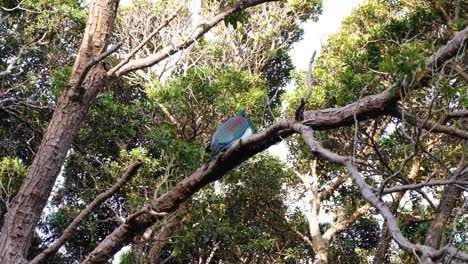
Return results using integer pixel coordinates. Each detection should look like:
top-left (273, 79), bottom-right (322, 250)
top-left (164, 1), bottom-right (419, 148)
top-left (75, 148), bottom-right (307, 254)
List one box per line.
top-left (0, 47), bottom-right (25, 77)
top-left (113, 0), bottom-right (281, 76)
top-left (380, 179), bottom-right (468, 194)
top-left (295, 51), bottom-right (317, 121)
top-left (30, 161), bottom-right (143, 264)
top-left (428, 0), bottom-right (454, 30)
top-left (0, 98), bottom-right (54, 112)
top-left (107, 7), bottom-right (182, 76)
top-left (322, 203), bottom-right (371, 243)
top-left (426, 25), bottom-right (468, 69)
top-left (80, 24), bottom-right (468, 263)
top-left (390, 106), bottom-right (468, 139)
top-left (292, 122), bottom-right (468, 263)
top-left (70, 43), bottom-right (122, 95)
top-left (319, 174), bottom-right (348, 201)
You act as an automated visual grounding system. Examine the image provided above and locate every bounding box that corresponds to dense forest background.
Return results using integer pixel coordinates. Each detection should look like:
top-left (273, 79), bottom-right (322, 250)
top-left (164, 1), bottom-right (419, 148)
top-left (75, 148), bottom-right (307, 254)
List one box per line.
top-left (0, 0), bottom-right (467, 263)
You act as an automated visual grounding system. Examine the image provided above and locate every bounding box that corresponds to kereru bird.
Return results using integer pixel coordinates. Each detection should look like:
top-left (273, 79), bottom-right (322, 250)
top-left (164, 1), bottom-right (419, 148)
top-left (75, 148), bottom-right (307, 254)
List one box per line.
top-left (207, 109), bottom-right (254, 159)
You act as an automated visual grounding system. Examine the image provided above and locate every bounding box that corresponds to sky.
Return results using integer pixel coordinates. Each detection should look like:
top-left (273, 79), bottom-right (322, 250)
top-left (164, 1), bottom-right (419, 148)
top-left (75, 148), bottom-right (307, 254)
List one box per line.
top-left (290, 0), bottom-right (363, 71)
top-left (112, 0), bottom-right (363, 262)
top-left (268, 0), bottom-right (363, 161)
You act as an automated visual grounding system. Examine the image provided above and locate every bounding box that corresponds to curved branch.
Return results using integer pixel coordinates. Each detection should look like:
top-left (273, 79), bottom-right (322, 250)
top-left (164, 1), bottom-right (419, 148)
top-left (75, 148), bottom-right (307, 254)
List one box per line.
top-left (390, 106), bottom-right (468, 139)
top-left (292, 122), bottom-right (468, 263)
top-left (107, 7), bottom-right (182, 76)
top-left (31, 161), bottom-right (143, 264)
top-left (80, 22), bottom-right (468, 264)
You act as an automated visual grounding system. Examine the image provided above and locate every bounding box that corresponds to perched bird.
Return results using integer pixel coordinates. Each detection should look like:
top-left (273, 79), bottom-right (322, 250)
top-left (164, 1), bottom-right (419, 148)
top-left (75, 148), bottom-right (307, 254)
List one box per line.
top-left (208, 109), bottom-right (254, 159)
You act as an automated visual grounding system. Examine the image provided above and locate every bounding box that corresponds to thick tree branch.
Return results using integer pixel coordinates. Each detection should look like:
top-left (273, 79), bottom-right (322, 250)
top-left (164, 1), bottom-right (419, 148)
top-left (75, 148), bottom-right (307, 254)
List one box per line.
top-left (292, 122), bottom-right (468, 263)
top-left (426, 25), bottom-right (468, 69)
top-left (113, 0), bottom-right (281, 76)
top-left (30, 161), bottom-right (143, 264)
top-left (80, 22), bottom-right (468, 263)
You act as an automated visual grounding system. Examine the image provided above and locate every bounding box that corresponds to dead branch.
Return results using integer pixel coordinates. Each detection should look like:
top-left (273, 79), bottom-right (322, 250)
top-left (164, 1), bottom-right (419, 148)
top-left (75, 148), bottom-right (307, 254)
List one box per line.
top-left (295, 51), bottom-right (317, 121)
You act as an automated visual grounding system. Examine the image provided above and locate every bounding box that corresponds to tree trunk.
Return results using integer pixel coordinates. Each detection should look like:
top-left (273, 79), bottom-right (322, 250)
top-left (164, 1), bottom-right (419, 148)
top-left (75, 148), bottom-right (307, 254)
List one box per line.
top-left (0, 1), bottom-right (118, 263)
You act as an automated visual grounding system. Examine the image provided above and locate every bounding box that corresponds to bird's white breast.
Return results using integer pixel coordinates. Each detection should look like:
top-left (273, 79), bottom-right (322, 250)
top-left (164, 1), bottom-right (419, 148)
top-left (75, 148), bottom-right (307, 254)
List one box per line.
top-left (240, 127), bottom-right (253, 139)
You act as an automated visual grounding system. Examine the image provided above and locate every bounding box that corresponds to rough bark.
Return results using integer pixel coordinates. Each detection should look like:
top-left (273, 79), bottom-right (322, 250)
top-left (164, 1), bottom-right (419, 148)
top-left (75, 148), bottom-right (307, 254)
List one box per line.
top-left (0, 1), bottom-right (119, 263)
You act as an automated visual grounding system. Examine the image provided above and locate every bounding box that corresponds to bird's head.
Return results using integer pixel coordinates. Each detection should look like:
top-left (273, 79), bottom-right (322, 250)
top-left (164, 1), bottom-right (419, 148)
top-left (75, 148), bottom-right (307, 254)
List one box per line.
top-left (237, 109), bottom-right (248, 117)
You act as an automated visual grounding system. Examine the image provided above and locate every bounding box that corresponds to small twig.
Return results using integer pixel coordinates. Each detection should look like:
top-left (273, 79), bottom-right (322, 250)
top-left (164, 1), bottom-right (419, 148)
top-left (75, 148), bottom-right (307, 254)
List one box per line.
top-left (379, 179), bottom-right (468, 194)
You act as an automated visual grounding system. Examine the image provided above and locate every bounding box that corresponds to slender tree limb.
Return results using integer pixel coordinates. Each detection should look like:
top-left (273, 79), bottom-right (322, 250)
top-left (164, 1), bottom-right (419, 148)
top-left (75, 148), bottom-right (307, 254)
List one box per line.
top-left (380, 179), bottom-right (468, 194)
top-left (299, 160), bottom-right (328, 263)
top-left (428, 0), bottom-right (454, 30)
top-left (446, 110), bottom-right (468, 119)
top-left (0, 98), bottom-right (54, 111)
top-left (113, 0), bottom-right (281, 76)
top-left (289, 224), bottom-right (315, 250)
top-left (291, 122), bottom-right (468, 263)
top-left (80, 26), bottom-right (468, 263)
top-left (390, 106), bottom-right (468, 139)
top-left (295, 51), bottom-right (317, 121)
top-left (322, 203), bottom-right (371, 243)
top-left (70, 43), bottom-right (122, 96)
top-left (107, 7), bottom-right (182, 76)
top-left (319, 174), bottom-right (348, 202)
top-left (0, 47), bottom-right (25, 77)
top-left (447, 63), bottom-right (468, 82)
top-left (30, 161), bottom-right (143, 264)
